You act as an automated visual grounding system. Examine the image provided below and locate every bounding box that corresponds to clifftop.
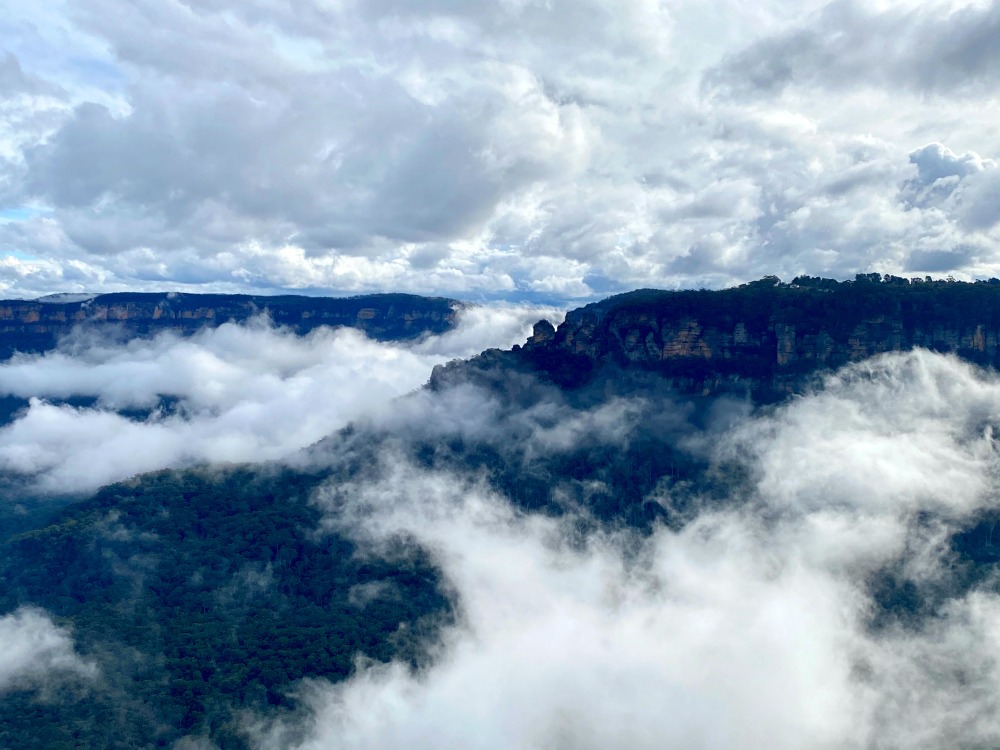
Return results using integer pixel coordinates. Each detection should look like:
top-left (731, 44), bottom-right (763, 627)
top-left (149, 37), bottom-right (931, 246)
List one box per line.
top-left (0, 292), bottom-right (463, 358)
top-left (439, 276), bottom-right (1000, 401)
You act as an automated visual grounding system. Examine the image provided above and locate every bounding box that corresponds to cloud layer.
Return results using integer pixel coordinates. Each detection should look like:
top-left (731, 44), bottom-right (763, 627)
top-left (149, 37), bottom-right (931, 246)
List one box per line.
top-left (248, 349), bottom-right (1000, 749)
top-left (0, 303), bottom-right (558, 495)
top-left (1, 0), bottom-right (999, 300)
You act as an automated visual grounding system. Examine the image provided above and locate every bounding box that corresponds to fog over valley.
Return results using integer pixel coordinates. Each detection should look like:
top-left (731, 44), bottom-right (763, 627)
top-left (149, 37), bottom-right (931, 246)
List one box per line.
top-left (4, 282), bottom-right (1000, 748)
top-left (0, 303), bottom-right (558, 495)
top-left (260, 348), bottom-right (1000, 750)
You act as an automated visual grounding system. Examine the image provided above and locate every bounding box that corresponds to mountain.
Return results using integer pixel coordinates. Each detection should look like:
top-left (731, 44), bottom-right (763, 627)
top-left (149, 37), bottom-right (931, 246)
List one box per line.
top-left (435, 274), bottom-right (1000, 401)
top-left (0, 292), bottom-right (463, 358)
top-left (3, 276), bottom-right (1000, 749)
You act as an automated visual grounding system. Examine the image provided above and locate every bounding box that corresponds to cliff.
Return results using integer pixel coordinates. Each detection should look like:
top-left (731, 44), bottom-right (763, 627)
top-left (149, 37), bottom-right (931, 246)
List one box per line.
top-left (436, 276), bottom-right (1000, 401)
top-left (0, 292), bottom-right (462, 358)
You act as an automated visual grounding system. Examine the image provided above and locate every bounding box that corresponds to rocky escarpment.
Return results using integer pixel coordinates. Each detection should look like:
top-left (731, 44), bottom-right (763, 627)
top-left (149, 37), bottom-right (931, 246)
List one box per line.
top-left (0, 292), bottom-right (463, 358)
top-left (437, 276), bottom-right (1000, 402)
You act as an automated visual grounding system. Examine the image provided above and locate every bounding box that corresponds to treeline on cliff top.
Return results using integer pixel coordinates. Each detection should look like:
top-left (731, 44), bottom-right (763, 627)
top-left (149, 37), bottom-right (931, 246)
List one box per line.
top-left (577, 274), bottom-right (1000, 331)
top-left (419, 272), bottom-right (1000, 400)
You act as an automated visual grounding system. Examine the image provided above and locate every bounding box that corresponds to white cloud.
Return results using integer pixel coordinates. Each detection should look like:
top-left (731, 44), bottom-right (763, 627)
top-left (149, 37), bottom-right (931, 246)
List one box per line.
top-left (0, 0), bottom-right (998, 299)
top-left (732, 349), bottom-right (1000, 518)
top-left (249, 349), bottom-right (1000, 750)
top-left (900, 143), bottom-right (1000, 237)
top-left (0, 303), bottom-right (560, 495)
top-left (0, 607), bottom-right (96, 693)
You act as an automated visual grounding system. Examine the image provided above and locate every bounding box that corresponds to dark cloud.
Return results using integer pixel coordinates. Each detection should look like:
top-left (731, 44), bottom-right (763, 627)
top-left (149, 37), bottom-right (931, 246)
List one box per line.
top-left (705, 0), bottom-right (1000, 99)
top-left (907, 246), bottom-right (977, 273)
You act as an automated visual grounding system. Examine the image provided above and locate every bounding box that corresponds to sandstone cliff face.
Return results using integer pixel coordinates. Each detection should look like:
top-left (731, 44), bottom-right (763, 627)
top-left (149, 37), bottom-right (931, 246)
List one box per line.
top-left (509, 280), bottom-right (1000, 401)
top-left (553, 310), bottom-right (1000, 366)
top-left (553, 310), bottom-right (999, 366)
top-left (0, 293), bottom-right (462, 358)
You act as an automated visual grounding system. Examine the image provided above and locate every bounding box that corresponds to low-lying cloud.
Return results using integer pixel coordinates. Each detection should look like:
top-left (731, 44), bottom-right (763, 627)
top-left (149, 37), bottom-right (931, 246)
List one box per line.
top-left (0, 607), bottom-right (96, 694)
top-left (0, 304), bottom-right (560, 495)
top-left (251, 349), bottom-right (1000, 750)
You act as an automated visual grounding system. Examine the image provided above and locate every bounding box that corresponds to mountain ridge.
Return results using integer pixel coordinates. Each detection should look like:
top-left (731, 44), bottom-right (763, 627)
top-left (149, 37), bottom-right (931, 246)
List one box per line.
top-left (0, 292), bottom-right (464, 358)
top-left (435, 275), bottom-right (1000, 401)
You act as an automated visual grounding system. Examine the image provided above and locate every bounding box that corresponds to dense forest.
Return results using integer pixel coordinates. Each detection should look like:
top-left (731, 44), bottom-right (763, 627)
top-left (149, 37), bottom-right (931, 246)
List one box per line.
top-left (0, 468), bottom-right (450, 748)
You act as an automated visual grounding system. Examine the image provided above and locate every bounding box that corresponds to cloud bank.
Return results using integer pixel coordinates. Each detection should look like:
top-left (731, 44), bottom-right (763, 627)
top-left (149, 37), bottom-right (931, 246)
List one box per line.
top-left (1, 0), bottom-right (999, 299)
top-left (0, 304), bottom-right (559, 495)
top-left (249, 349), bottom-right (1000, 750)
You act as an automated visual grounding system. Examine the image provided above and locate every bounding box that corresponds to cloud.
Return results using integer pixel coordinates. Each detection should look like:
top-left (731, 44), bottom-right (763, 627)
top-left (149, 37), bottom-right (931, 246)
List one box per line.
top-left (900, 143), bottom-right (1000, 232)
top-left (2, 0), bottom-right (1000, 299)
top-left (0, 52), bottom-right (64, 99)
top-left (732, 349), bottom-right (1000, 519)
top-left (6, 0), bottom-right (593, 297)
top-left (0, 303), bottom-right (560, 495)
top-left (248, 348), bottom-right (1000, 749)
top-left (0, 607), bottom-right (96, 694)
top-left (705, 0), bottom-right (1000, 99)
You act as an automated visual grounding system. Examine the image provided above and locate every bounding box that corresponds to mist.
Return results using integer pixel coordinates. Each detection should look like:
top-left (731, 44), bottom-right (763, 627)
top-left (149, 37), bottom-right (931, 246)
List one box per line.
top-left (4, 309), bottom-right (1000, 748)
top-left (0, 304), bottom-right (560, 495)
top-left (0, 607), bottom-right (96, 694)
top-left (251, 349), bottom-right (1000, 750)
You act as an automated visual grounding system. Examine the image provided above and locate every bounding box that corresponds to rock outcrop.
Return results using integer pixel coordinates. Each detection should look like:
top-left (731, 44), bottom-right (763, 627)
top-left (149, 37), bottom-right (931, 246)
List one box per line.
top-left (441, 276), bottom-right (1000, 402)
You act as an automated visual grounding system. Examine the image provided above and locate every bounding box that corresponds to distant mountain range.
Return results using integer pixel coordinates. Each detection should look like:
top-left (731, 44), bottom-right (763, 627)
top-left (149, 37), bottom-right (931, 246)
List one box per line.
top-left (7, 277), bottom-right (1000, 395)
top-left (0, 292), bottom-right (464, 358)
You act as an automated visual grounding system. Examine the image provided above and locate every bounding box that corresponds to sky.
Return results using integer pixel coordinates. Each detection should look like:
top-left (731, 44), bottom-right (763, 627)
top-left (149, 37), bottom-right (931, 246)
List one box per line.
top-left (1, 0), bottom-right (999, 303)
